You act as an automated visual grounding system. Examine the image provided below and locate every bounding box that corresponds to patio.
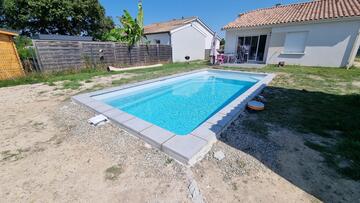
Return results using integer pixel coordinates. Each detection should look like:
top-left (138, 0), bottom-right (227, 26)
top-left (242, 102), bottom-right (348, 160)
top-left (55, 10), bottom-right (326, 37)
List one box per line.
top-left (219, 63), bottom-right (266, 68)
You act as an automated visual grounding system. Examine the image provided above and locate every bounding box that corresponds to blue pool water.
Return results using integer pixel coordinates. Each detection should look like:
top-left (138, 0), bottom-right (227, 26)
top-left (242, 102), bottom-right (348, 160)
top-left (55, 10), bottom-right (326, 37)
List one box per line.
top-left (101, 72), bottom-right (260, 135)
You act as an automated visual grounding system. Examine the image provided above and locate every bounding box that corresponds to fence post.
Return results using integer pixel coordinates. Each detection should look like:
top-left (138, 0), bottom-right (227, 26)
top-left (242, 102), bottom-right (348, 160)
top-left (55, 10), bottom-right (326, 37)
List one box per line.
top-left (90, 46), bottom-right (96, 69)
top-left (157, 44), bottom-right (160, 63)
top-left (32, 40), bottom-right (44, 72)
top-left (112, 42), bottom-right (116, 65)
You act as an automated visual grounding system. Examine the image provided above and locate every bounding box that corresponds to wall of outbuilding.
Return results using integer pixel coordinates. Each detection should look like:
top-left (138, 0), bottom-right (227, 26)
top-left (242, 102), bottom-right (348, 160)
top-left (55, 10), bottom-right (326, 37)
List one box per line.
top-left (171, 25), bottom-right (206, 62)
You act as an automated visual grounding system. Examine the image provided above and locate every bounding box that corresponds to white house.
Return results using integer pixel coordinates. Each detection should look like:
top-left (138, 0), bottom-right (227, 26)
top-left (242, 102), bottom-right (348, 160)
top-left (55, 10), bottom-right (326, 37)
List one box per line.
top-left (144, 17), bottom-right (220, 62)
top-left (223, 0), bottom-right (360, 67)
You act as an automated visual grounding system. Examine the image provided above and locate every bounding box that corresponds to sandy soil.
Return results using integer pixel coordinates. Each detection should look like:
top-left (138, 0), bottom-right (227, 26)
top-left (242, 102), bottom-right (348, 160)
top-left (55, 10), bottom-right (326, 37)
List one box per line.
top-left (0, 74), bottom-right (358, 202)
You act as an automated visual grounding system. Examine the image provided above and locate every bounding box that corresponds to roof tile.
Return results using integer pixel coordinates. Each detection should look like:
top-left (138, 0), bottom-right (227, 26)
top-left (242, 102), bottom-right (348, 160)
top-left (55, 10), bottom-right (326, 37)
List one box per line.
top-left (223, 0), bottom-right (360, 30)
top-left (144, 17), bottom-right (197, 34)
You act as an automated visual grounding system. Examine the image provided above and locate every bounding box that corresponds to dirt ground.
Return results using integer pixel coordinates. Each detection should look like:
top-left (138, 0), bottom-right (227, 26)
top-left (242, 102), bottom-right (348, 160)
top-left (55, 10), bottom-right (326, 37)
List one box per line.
top-left (0, 74), bottom-right (359, 202)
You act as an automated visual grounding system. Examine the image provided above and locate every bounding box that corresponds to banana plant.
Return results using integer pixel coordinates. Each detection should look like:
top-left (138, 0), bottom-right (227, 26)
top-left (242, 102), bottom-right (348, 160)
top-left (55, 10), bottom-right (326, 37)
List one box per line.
top-left (119, 9), bottom-right (143, 46)
top-left (102, 0), bottom-right (144, 46)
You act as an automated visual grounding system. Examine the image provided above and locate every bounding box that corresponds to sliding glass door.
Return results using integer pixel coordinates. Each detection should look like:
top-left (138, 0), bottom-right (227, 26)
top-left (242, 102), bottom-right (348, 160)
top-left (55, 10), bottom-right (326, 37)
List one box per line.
top-left (237, 35), bottom-right (267, 63)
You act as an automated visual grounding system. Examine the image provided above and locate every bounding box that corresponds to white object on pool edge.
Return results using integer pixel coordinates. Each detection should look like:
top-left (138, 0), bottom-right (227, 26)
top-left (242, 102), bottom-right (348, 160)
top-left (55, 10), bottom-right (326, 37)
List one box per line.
top-left (88, 114), bottom-right (108, 126)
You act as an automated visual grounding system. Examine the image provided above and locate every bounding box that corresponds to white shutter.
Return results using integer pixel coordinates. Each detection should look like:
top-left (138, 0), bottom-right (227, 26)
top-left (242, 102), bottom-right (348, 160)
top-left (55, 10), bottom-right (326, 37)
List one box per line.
top-left (283, 32), bottom-right (308, 54)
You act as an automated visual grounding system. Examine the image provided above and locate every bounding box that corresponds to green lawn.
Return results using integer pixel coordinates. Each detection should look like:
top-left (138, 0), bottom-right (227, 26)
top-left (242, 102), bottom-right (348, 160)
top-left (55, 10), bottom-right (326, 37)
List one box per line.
top-left (1, 62), bottom-right (359, 180)
top-left (223, 65), bottom-right (360, 180)
top-left (0, 61), bottom-right (207, 88)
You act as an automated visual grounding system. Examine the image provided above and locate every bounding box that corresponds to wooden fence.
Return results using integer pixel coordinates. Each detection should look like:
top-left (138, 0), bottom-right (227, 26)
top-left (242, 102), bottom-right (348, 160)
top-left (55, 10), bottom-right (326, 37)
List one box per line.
top-left (33, 40), bottom-right (172, 72)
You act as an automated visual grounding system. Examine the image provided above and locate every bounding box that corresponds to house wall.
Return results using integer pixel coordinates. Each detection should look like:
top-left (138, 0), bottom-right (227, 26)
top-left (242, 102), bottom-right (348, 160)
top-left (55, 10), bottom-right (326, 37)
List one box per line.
top-left (224, 28), bottom-right (272, 63)
top-left (267, 20), bottom-right (360, 67)
top-left (144, 33), bottom-right (171, 45)
top-left (192, 21), bottom-right (220, 50)
top-left (171, 25), bottom-right (206, 62)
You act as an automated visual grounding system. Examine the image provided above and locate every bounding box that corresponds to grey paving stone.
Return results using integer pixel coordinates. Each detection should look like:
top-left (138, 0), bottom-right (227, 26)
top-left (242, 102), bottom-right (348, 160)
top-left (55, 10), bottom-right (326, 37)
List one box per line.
top-left (72, 95), bottom-right (94, 104)
top-left (140, 125), bottom-right (175, 149)
top-left (162, 135), bottom-right (208, 164)
top-left (207, 113), bottom-right (234, 127)
top-left (84, 100), bottom-right (104, 110)
top-left (219, 105), bottom-right (241, 117)
top-left (102, 108), bottom-right (124, 118)
top-left (94, 103), bottom-right (113, 113)
top-left (192, 123), bottom-right (222, 143)
top-left (123, 117), bottom-right (152, 133)
top-left (112, 113), bottom-right (134, 123)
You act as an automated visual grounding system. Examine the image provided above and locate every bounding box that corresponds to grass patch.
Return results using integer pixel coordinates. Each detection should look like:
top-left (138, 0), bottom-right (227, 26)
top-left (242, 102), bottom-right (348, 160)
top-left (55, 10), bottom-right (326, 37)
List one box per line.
top-left (62, 80), bottom-right (82, 90)
top-left (104, 164), bottom-right (124, 180)
top-left (224, 65), bottom-right (360, 180)
top-left (241, 118), bottom-right (269, 137)
top-left (1, 148), bottom-right (30, 162)
top-left (0, 68), bottom-right (111, 88)
top-left (111, 61), bottom-right (207, 86)
top-left (164, 157), bottom-right (174, 166)
top-left (0, 62), bottom-right (207, 89)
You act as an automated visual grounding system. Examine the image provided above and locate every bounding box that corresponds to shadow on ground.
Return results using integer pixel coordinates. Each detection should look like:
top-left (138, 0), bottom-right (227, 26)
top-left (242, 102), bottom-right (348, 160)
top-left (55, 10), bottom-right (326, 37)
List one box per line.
top-left (218, 86), bottom-right (360, 202)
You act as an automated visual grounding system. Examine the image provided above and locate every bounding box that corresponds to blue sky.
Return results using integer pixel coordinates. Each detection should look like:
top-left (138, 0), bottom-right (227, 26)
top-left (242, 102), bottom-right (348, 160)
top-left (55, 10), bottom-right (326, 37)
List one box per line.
top-left (99, 0), bottom-right (307, 38)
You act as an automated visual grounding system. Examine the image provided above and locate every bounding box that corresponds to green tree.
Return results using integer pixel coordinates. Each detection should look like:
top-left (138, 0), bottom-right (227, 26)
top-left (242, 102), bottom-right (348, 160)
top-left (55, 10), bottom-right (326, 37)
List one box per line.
top-left (220, 38), bottom-right (225, 46)
top-left (0, 0), bottom-right (5, 26)
top-left (220, 38), bottom-right (225, 52)
top-left (102, 0), bottom-right (144, 46)
top-left (2, 0), bottom-right (114, 39)
top-left (14, 35), bottom-right (34, 59)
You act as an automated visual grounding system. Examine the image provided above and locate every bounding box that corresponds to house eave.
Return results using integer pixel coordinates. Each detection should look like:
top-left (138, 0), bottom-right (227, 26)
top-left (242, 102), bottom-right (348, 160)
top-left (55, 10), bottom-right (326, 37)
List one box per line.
top-left (144, 31), bottom-right (170, 35)
top-left (223, 16), bottom-right (360, 31)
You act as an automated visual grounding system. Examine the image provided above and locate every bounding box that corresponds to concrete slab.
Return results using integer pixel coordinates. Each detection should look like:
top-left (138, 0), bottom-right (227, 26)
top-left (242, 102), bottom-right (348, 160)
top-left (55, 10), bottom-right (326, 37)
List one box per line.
top-left (207, 113), bottom-right (234, 127)
top-left (113, 113), bottom-right (134, 123)
top-left (123, 117), bottom-right (152, 133)
top-left (220, 63), bottom-right (266, 68)
top-left (140, 125), bottom-right (175, 149)
top-left (162, 135), bottom-right (208, 164)
top-left (94, 103), bottom-right (113, 113)
top-left (84, 100), bottom-right (105, 110)
top-left (192, 123), bottom-right (222, 144)
top-left (102, 108), bottom-right (124, 118)
top-left (219, 105), bottom-right (241, 117)
top-left (72, 95), bottom-right (94, 103)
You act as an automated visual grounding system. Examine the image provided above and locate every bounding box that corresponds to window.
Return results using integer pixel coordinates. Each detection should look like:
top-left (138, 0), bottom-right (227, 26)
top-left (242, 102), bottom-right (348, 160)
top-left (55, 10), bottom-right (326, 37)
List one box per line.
top-left (283, 32), bottom-right (308, 54)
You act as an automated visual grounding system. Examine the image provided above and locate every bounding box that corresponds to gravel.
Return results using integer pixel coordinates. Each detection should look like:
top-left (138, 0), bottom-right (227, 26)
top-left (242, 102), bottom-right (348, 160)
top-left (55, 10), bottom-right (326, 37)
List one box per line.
top-left (55, 100), bottom-right (282, 200)
top-left (55, 101), bottom-right (187, 181)
top-left (219, 112), bottom-right (281, 170)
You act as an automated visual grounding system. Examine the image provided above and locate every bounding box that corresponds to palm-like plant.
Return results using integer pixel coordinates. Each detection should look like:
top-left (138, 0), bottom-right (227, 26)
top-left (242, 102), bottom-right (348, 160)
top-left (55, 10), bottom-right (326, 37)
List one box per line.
top-left (120, 10), bottom-right (143, 46)
top-left (102, 0), bottom-right (144, 46)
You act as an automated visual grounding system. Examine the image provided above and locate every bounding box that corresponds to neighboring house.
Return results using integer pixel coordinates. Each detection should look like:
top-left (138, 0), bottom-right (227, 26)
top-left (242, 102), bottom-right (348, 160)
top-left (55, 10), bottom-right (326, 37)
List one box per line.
top-left (223, 0), bottom-right (360, 67)
top-left (144, 17), bottom-right (220, 62)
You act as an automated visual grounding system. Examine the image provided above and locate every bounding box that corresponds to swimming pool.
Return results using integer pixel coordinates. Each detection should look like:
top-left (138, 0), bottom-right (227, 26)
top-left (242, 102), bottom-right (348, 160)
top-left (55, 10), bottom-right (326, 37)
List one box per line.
top-left (73, 69), bottom-right (274, 165)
